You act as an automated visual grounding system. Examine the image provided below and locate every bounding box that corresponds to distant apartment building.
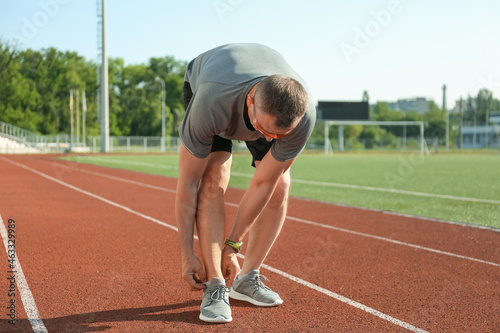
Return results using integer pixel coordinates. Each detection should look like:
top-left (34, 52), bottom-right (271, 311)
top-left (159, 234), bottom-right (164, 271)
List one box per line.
top-left (461, 125), bottom-right (500, 148)
top-left (388, 97), bottom-right (430, 114)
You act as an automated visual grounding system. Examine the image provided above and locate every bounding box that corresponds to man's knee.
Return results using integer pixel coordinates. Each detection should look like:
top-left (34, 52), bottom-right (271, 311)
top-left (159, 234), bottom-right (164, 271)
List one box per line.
top-left (198, 153), bottom-right (232, 200)
top-left (271, 172), bottom-right (291, 205)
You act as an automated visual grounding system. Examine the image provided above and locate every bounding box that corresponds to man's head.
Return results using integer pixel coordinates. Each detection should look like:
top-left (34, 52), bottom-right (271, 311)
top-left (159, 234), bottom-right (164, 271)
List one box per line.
top-left (252, 75), bottom-right (308, 134)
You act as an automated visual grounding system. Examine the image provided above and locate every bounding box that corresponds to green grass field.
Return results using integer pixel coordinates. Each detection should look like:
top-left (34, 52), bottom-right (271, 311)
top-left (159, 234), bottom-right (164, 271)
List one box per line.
top-left (61, 152), bottom-right (500, 229)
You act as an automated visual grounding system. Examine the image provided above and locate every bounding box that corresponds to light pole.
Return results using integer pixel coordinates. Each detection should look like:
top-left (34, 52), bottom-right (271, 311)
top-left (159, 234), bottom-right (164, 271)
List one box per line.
top-left (100, 0), bottom-right (109, 153)
top-left (443, 84), bottom-right (448, 152)
top-left (155, 77), bottom-right (166, 152)
top-left (486, 109), bottom-right (490, 149)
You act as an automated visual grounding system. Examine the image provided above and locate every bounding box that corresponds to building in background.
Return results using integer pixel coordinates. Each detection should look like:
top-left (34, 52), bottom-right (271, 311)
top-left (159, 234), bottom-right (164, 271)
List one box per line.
top-left (388, 97), bottom-right (431, 114)
top-left (461, 126), bottom-right (500, 148)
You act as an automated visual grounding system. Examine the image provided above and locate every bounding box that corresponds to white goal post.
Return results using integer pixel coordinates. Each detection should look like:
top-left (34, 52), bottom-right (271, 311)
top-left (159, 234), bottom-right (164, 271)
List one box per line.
top-left (324, 120), bottom-right (426, 155)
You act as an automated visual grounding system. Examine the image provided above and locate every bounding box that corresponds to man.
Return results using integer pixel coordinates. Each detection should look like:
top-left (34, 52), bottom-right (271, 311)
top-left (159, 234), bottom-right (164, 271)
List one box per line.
top-left (175, 43), bottom-right (316, 323)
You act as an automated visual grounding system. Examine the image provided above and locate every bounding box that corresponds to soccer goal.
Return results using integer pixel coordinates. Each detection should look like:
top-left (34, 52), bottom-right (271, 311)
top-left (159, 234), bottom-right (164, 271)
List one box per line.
top-left (324, 120), bottom-right (426, 155)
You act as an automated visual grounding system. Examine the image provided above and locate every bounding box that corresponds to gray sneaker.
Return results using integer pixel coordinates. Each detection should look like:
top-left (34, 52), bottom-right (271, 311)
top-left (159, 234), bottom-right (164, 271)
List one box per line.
top-left (199, 278), bottom-right (232, 323)
top-left (229, 269), bottom-right (283, 307)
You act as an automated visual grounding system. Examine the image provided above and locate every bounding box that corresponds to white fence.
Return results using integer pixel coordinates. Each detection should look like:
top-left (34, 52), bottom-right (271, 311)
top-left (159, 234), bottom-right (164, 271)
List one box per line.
top-left (0, 121), bottom-right (183, 153)
top-left (0, 134), bottom-right (183, 154)
top-left (0, 134), bottom-right (489, 155)
top-left (108, 136), bottom-right (181, 153)
top-left (2, 118), bottom-right (499, 154)
top-left (0, 121), bottom-right (47, 153)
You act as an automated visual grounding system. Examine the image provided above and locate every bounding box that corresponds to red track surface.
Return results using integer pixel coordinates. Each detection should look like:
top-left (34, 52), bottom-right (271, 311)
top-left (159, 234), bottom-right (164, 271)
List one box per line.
top-left (0, 154), bottom-right (499, 332)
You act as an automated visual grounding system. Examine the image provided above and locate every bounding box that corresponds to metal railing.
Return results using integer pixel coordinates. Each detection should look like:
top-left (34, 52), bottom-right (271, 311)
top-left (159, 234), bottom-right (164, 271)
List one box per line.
top-left (0, 121), bottom-right (37, 142)
top-left (0, 121), bottom-right (46, 153)
top-left (2, 120), bottom-right (498, 154)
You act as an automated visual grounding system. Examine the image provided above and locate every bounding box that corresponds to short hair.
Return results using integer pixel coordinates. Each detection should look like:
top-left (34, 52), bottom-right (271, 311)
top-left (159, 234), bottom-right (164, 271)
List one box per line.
top-left (256, 75), bottom-right (308, 128)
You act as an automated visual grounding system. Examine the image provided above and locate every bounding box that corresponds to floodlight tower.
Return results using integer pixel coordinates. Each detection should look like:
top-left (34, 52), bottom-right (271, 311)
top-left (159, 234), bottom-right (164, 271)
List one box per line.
top-left (97, 0), bottom-right (109, 152)
top-left (96, 0), bottom-right (102, 126)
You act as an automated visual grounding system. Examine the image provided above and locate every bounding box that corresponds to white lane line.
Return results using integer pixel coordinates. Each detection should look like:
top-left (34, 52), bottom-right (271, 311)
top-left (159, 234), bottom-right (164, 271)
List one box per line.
top-left (231, 171), bottom-right (500, 206)
top-left (46, 157), bottom-right (500, 233)
top-left (0, 215), bottom-right (48, 333)
top-left (52, 163), bottom-right (176, 194)
top-left (289, 178), bottom-right (500, 205)
top-left (2, 158), bottom-right (179, 234)
top-left (73, 157), bottom-right (499, 206)
top-left (287, 216), bottom-right (500, 268)
top-left (1, 157), bottom-right (427, 332)
top-left (379, 209), bottom-right (500, 232)
top-left (258, 262), bottom-right (428, 333)
top-left (72, 156), bottom-right (178, 169)
top-left (47, 160), bottom-right (500, 268)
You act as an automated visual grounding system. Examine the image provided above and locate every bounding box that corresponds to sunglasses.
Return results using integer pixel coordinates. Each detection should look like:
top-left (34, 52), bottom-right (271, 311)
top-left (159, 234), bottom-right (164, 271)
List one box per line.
top-left (252, 90), bottom-right (293, 139)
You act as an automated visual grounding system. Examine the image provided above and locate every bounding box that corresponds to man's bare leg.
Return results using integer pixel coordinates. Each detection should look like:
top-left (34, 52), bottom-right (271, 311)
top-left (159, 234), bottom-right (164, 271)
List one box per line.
top-left (239, 167), bottom-right (290, 275)
top-left (196, 151), bottom-right (232, 281)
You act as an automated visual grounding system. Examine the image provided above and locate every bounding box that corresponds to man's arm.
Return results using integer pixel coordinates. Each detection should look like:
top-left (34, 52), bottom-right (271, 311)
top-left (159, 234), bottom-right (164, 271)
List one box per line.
top-left (227, 153), bottom-right (294, 242)
top-left (221, 152), bottom-right (294, 284)
top-left (175, 143), bottom-right (209, 290)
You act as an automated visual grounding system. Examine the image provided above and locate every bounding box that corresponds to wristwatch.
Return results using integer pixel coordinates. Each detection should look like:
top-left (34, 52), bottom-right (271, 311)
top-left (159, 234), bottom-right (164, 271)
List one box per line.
top-left (224, 239), bottom-right (243, 253)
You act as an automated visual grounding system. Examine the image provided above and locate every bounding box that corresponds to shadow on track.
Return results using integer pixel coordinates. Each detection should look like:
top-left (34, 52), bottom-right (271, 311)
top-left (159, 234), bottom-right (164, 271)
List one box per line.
top-left (0, 300), bottom-right (214, 332)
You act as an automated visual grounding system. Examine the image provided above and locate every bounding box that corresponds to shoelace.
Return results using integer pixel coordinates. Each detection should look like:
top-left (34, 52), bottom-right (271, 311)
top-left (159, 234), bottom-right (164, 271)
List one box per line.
top-left (210, 285), bottom-right (230, 301)
top-left (253, 274), bottom-right (273, 291)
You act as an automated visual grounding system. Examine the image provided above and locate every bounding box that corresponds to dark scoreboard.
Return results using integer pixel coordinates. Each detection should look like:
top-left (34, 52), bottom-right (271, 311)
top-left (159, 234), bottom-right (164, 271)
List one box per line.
top-left (317, 101), bottom-right (369, 121)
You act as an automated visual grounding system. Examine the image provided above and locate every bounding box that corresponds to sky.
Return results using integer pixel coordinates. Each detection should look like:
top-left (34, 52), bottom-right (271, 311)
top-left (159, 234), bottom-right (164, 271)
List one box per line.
top-left (1, 0), bottom-right (499, 108)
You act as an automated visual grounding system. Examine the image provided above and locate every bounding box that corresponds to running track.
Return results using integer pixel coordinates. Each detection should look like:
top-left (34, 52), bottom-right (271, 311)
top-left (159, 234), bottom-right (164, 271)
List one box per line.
top-left (0, 154), bottom-right (499, 332)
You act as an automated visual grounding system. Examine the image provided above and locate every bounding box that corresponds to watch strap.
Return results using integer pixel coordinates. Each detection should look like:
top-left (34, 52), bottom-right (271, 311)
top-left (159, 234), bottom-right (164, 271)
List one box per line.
top-left (225, 239), bottom-right (243, 253)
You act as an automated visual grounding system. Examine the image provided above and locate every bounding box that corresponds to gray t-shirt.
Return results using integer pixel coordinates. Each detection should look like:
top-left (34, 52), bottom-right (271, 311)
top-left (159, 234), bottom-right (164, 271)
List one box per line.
top-left (179, 43), bottom-right (316, 162)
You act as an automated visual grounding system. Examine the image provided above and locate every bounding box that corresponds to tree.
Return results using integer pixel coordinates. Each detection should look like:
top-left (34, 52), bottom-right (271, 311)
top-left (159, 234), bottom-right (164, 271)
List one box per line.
top-left (462, 88), bottom-right (499, 127)
top-left (372, 102), bottom-right (405, 136)
top-left (373, 102), bottom-right (404, 121)
top-left (423, 101), bottom-right (446, 138)
top-left (0, 43), bottom-right (41, 132)
top-left (148, 56), bottom-right (187, 136)
top-left (105, 56), bottom-right (186, 137)
top-left (476, 88), bottom-right (496, 125)
top-left (0, 42), bottom-right (187, 138)
top-left (0, 42), bottom-right (99, 137)
top-left (344, 125), bottom-right (363, 139)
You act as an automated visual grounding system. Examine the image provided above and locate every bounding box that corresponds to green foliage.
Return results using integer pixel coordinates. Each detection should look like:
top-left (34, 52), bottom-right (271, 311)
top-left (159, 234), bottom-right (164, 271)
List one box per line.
top-left (423, 101), bottom-right (446, 138)
top-left (307, 121), bottom-right (328, 146)
top-left (0, 42), bottom-right (98, 135)
top-left (103, 55), bottom-right (186, 136)
top-left (373, 102), bottom-right (404, 121)
top-left (357, 102), bottom-right (407, 142)
top-left (462, 89), bottom-right (499, 126)
top-left (343, 124), bottom-right (363, 139)
top-left (0, 42), bottom-right (186, 137)
top-left (2, 42), bottom-right (499, 142)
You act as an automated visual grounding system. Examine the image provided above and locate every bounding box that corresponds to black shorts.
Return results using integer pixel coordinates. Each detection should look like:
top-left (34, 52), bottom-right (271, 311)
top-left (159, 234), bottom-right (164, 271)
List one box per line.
top-left (183, 81), bottom-right (272, 167)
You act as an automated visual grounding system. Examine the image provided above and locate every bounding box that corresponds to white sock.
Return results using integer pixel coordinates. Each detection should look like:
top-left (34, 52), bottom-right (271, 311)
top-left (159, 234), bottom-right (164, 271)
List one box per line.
top-left (207, 277), bottom-right (225, 287)
top-left (238, 269), bottom-right (259, 280)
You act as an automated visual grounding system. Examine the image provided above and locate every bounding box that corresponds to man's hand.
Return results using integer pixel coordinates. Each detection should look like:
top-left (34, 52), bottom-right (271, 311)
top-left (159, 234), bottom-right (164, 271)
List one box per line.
top-left (182, 253), bottom-right (207, 291)
top-left (221, 246), bottom-right (241, 286)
